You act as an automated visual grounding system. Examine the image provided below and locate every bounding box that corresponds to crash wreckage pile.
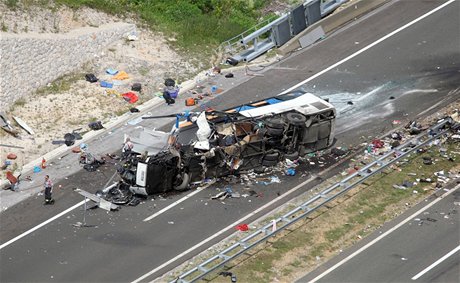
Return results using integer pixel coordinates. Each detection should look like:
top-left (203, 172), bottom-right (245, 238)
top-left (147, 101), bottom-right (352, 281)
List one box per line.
top-left (95, 91), bottom-right (338, 207)
top-left (85, 95), bottom-right (460, 210)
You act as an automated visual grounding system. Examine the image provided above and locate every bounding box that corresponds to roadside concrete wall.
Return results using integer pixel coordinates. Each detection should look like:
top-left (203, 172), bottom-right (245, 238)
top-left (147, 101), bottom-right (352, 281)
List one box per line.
top-left (0, 22), bottom-right (135, 109)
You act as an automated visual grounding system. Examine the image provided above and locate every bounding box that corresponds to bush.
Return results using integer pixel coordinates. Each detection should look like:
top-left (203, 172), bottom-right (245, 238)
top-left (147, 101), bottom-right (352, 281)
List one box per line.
top-left (49, 0), bottom-right (274, 50)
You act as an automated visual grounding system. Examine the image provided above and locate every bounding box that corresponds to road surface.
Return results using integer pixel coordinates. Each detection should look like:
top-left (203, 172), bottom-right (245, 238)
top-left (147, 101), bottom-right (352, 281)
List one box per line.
top-left (302, 185), bottom-right (460, 283)
top-left (1, 0), bottom-right (459, 282)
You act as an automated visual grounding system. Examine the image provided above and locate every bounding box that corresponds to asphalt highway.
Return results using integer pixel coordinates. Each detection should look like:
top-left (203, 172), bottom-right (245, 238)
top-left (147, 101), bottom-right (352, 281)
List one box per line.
top-left (302, 185), bottom-right (460, 283)
top-left (1, 0), bottom-right (459, 282)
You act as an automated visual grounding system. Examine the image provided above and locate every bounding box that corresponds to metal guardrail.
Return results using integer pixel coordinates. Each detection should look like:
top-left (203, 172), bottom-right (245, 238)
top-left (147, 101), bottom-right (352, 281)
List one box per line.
top-left (219, 0), bottom-right (348, 63)
top-left (171, 118), bottom-right (453, 283)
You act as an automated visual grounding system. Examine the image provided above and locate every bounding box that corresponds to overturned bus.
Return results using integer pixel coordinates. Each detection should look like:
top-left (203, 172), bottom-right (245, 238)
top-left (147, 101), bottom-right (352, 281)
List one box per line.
top-left (118, 91), bottom-right (336, 195)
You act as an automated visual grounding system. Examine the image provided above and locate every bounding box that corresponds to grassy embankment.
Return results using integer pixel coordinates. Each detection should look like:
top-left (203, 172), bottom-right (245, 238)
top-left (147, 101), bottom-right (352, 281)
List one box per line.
top-left (5, 0), bottom-right (275, 58)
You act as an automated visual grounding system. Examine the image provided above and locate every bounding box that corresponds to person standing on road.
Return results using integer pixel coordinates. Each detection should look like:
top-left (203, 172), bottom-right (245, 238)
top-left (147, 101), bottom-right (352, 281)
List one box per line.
top-left (122, 137), bottom-right (134, 159)
top-left (43, 175), bottom-right (54, 205)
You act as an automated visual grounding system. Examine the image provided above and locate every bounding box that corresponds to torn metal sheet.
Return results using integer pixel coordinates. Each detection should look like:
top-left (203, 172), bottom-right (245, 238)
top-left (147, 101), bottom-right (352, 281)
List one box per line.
top-left (74, 188), bottom-right (119, 211)
top-left (13, 116), bottom-right (35, 135)
top-left (131, 129), bottom-right (170, 155)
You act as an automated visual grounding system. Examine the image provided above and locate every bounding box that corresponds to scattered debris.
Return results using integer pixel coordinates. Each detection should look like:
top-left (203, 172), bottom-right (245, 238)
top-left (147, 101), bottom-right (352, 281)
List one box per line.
top-left (88, 121), bottom-right (104, 131)
top-left (235, 224), bottom-right (249, 231)
top-left (13, 116), bottom-right (35, 135)
top-left (0, 144), bottom-right (25, 149)
top-left (85, 73), bottom-right (98, 83)
top-left (122, 92), bottom-right (139, 104)
top-left (100, 81), bottom-right (113, 88)
top-left (6, 153), bottom-right (17, 160)
top-left (106, 68), bottom-right (118, 75)
top-left (113, 71), bottom-right (129, 80)
top-left (74, 188), bottom-right (119, 211)
top-left (0, 112), bottom-right (19, 137)
top-left (422, 156), bottom-right (433, 165)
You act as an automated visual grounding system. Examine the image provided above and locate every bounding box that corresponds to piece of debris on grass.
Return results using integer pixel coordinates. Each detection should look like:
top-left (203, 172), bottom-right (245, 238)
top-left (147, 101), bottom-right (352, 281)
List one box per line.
top-left (235, 224), bottom-right (249, 231)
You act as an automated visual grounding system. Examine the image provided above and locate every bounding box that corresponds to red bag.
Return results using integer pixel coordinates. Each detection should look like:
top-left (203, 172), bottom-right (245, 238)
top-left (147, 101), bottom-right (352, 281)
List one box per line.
top-left (122, 92), bottom-right (139, 104)
top-left (235, 224), bottom-right (249, 231)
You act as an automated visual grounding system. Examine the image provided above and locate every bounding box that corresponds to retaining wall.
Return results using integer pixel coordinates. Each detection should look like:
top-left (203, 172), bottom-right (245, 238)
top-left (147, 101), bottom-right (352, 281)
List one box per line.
top-left (0, 22), bottom-right (136, 109)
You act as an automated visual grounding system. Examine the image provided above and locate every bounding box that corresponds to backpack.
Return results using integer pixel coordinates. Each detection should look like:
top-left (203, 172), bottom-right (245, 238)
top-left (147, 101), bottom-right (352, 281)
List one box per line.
top-left (164, 78), bottom-right (175, 87)
top-left (185, 97), bottom-right (196, 106)
top-left (131, 83), bottom-right (142, 92)
top-left (163, 91), bottom-right (175, 105)
top-left (85, 74), bottom-right (98, 83)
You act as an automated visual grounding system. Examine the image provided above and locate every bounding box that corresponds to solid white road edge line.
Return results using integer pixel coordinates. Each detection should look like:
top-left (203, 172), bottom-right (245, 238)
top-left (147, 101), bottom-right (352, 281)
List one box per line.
top-left (143, 186), bottom-right (207, 222)
top-left (411, 245), bottom-right (460, 280)
top-left (281, 0), bottom-right (456, 95)
top-left (134, 1), bottom-right (457, 281)
top-left (131, 176), bottom-right (316, 283)
top-left (0, 199), bottom-right (88, 250)
top-left (308, 185), bottom-right (459, 283)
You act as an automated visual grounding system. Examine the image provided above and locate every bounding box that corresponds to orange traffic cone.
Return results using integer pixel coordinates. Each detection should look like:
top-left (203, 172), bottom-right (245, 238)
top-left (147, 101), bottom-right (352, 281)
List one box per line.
top-left (41, 158), bottom-right (47, 169)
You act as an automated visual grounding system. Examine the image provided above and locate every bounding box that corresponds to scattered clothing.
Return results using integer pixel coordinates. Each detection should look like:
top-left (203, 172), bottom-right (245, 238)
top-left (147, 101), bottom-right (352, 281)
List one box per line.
top-left (122, 92), bottom-right (139, 104)
top-left (100, 81), bottom-right (113, 88)
top-left (106, 68), bottom-right (119, 75)
top-left (113, 71), bottom-right (129, 80)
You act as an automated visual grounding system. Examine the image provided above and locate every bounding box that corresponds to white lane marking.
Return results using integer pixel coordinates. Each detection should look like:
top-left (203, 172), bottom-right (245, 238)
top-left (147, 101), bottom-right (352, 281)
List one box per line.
top-left (282, 0), bottom-right (456, 94)
top-left (132, 176), bottom-right (316, 283)
top-left (411, 245), bottom-right (460, 280)
top-left (134, 1), bottom-right (457, 280)
top-left (143, 187), bottom-right (207, 222)
top-left (308, 185), bottom-right (459, 283)
top-left (0, 199), bottom-right (88, 250)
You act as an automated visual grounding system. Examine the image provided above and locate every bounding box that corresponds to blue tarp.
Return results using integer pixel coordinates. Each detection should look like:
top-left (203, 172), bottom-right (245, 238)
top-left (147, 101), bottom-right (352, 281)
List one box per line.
top-left (266, 98), bottom-right (282, 105)
top-left (234, 105), bottom-right (255, 112)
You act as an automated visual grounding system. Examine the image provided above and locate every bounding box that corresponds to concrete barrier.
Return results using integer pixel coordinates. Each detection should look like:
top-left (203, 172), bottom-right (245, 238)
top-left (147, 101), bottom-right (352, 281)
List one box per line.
top-left (279, 0), bottom-right (391, 55)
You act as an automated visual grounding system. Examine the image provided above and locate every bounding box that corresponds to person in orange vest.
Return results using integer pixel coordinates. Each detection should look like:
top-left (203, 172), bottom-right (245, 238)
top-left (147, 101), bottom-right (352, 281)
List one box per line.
top-left (43, 175), bottom-right (55, 205)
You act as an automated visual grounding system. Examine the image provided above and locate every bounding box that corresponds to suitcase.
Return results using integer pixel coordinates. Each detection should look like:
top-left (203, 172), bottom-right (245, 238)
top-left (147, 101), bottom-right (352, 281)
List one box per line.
top-left (163, 91), bottom-right (175, 105)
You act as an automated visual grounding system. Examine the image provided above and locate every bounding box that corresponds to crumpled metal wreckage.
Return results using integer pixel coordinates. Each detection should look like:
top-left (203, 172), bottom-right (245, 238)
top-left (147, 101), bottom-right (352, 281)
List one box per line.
top-left (111, 90), bottom-right (337, 197)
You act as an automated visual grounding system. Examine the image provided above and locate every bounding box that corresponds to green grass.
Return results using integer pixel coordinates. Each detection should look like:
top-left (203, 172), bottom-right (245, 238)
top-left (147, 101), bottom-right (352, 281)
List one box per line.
top-left (35, 72), bottom-right (83, 95)
top-left (1, 22), bottom-right (8, 32)
top-left (138, 67), bottom-right (149, 76)
top-left (5, 0), bottom-right (19, 9)
top-left (8, 0), bottom-right (280, 57)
